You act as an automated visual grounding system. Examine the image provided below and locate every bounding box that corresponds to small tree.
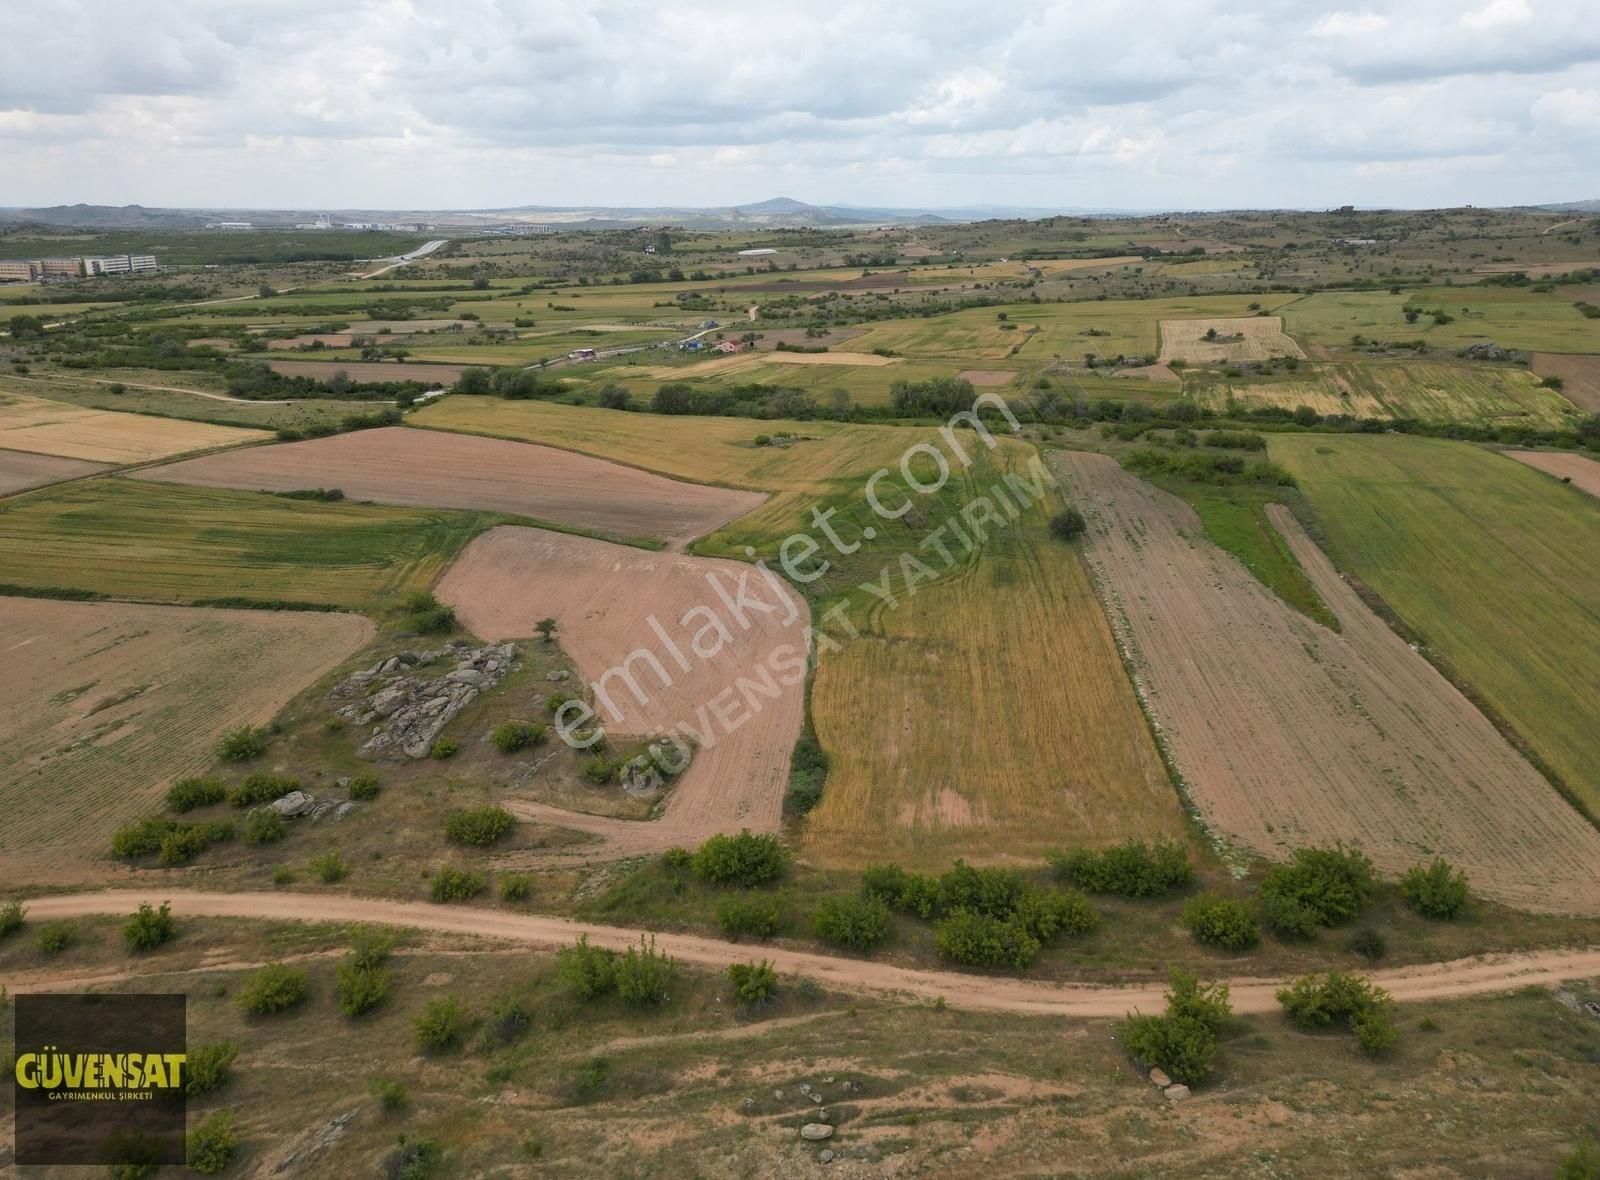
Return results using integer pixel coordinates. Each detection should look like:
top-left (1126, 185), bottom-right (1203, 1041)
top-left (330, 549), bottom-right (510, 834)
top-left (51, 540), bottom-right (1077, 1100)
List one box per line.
top-left (535, 617), bottom-right (559, 643)
top-left (1049, 507), bottom-right (1087, 542)
top-left (491, 721), bottom-right (546, 754)
top-left (186, 1042), bottom-right (240, 1095)
top-left (1399, 857), bottom-right (1469, 920)
top-left (727, 959), bottom-right (778, 1006)
top-left (216, 725), bottom-right (267, 762)
top-left (36, 921), bottom-right (76, 955)
top-left (348, 772), bottom-right (380, 801)
top-left (413, 996), bottom-right (471, 1052)
top-left (613, 935), bottom-right (677, 1008)
top-left (430, 866), bottom-right (487, 902)
top-left (186, 1110), bottom-right (238, 1175)
top-left (369, 1076), bottom-right (409, 1113)
top-left (716, 892), bottom-right (783, 941)
top-left (558, 935), bottom-right (618, 1001)
top-left (500, 873), bottom-right (532, 901)
top-left (691, 830), bottom-right (787, 886)
top-left (1118, 968), bottom-right (1232, 1086)
top-left (244, 808), bottom-right (286, 846)
top-left (238, 963), bottom-right (308, 1015)
top-left (311, 851), bottom-right (348, 884)
top-left (0, 899), bottom-right (26, 939)
top-left (1180, 895), bottom-right (1259, 952)
top-left (812, 894), bottom-right (891, 951)
top-left (123, 901), bottom-right (177, 952)
top-left (444, 805), bottom-right (515, 846)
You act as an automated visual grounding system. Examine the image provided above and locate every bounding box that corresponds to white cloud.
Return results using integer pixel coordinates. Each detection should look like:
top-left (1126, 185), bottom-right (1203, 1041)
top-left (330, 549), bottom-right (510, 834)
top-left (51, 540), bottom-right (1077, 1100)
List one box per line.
top-left (1462, 0), bottom-right (1533, 30)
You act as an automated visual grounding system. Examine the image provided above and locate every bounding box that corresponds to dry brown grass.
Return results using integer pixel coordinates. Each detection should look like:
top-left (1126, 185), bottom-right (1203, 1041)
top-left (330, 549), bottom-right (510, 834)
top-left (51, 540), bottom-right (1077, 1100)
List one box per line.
top-left (0, 390), bottom-right (268, 462)
top-left (1158, 316), bottom-right (1306, 364)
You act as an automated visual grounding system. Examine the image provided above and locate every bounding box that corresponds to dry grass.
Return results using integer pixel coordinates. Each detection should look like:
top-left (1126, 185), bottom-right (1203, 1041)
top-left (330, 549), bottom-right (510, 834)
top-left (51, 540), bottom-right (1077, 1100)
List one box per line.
top-left (0, 390), bottom-right (268, 462)
top-left (1158, 316), bottom-right (1306, 364)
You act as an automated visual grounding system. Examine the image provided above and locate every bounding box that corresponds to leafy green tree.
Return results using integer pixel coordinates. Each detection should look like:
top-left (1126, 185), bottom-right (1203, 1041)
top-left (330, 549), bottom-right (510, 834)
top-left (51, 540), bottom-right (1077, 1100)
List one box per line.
top-left (727, 960), bottom-right (778, 1006)
top-left (1399, 857), bottom-right (1470, 919)
top-left (185, 1043), bottom-right (240, 1095)
top-left (185, 1111), bottom-right (238, 1174)
top-left (413, 996), bottom-right (471, 1052)
top-left (1049, 508), bottom-right (1087, 542)
top-left (1181, 895), bottom-right (1259, 951)
top-left (123, 901), bottom-right (177, 952)
top-left (812, 894), bottom-right (891, 951)
top-left (238, 963), bottom-right (308, 1015)
top-left (691, 831), bottom-right (788, 886)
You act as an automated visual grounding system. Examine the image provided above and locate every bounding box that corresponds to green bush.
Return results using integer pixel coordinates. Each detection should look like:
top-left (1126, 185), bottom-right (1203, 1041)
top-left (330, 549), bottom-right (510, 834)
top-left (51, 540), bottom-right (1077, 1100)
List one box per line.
top-left (785, 734), bottom-right (830, 815)
top-left (716, 892), bottom-right (783, 941)
top-left (369, 1076), bottom-right (409, 1113)
top-left (185, 1111), bottom-right (237, 1175)
top-left (238, 963), bottom-right (308, 1015)
top-left (37, 921), bottom-right (77, 954)
top-left (614, 936), bottom-right (677, 1008)
top-left (430, 866), bottom-right (487, 902)
top-left (488, 995), bottom-right (532, 1044)
top-left (383, 1135), bottom-right (442, 1179)
top-left (1117, 969), bottom-right (1233, 1086)
top-left (185, 1042), bottom-right (240, 1095)
top-left (403, 591), bottom-right (456, 635)
top-left (444, 805), bottom-right (514, 847)
top-left (934, 910), bottom-right (1040, 969)
top-left (123, 901), bottom-right (177, 952)
top-left (166, 777), bottom-right (226, 813)
top-left (0, 899), bottom-right (24, 938)
top-left (1259, 845), bottom-right (1375, 938)
top-left (1276, 970), bottom-right (1398, 1055)
top-left (691, 830), bottom-right (787, 886)
top-left (1049, 507), bottom-right (1087, 541)
top-left (245, 807), bottom-right (286, 846)
top-left (230, 773), bottom-right (299, 807)
top-left (413, 996), bottom-right (471, 1052)
top-left (1399, 857), bottom-right (1470, 920)
top-left (1204, 429), bottom-right (1267, 451)
top-left (216, 725), bottom-right (268, 762)
top-left (812, 894), bottom-right (892, 951)
top-left (158, 821), bottom-right (235, 867)
top-left (557, 935), bottom-right (617, 1000)
top-left (1181, 895), bottom-right (1259, 951)
top-left (500, 873), bottom-right (532, 902)
top-left (311, 851), bottom-right (348, 884)
top-left (1049, 838), bottom-right (1194, 897)
top-left (1558, 1140), bottom-right (1600, 1180)
top-left (492, 720), bottom-right (547, 753)
top-left (337, 960), bottom-right (391, 1017)
top-left (1345, 927), bottom-right (1387, 962)
top-left (430, 737), bottom-right (458, 759)
top-left (111, 817), bottom-right (178, 859)
top-left (347, 772), bottom-right (381, 801)
top-left (727, 959), bottom-right (778, 1006)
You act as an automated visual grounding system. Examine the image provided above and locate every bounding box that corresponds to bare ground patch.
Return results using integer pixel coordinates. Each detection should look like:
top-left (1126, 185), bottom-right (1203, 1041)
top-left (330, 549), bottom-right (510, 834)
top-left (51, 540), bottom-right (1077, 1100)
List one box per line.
top-left (1503, 449), bottom-right (1600, 498)
top-left (133, 426), bottom-right (763, 548)
top-left (1158, 316), bottom-right (1306, 365)
top-left (1055, 451), bottom-right (1600, 913)
top-left (1531, 353), bottom-right (1600, 412)
top-left (264, 359), bottom-right (465, 384)
top-left (435, 526), bottom-right (810, 860)
top-left (0, 447), bottom-right (108, 495)
top-left (0, 598), bottom-right (373, 882)
top-left (956, 369), bottom-right (1019, 386)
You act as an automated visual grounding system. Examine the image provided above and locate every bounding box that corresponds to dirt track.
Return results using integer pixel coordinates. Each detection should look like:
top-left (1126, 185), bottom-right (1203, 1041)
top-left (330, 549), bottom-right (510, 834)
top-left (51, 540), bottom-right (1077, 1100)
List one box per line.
top-left (435, 526), bottom-right (810, 859)
top-left (1055, 451), bottom-right (1600, 913)
top-left (13, 891), bottom-right (1600, 1016)
top-left (134, 425), bottom-right (764, 548)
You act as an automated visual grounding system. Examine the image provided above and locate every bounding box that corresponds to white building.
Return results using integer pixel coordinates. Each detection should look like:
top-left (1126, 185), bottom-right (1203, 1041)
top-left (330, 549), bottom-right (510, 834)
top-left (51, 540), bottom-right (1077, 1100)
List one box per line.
top-left (83, 254), bottom-right (158, 276)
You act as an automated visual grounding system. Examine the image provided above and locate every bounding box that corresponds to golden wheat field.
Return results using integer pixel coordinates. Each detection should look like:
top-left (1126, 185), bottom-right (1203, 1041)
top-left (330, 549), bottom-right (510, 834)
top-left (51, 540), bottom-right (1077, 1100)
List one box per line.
top-left (0, 390), bottom-right (269, 462)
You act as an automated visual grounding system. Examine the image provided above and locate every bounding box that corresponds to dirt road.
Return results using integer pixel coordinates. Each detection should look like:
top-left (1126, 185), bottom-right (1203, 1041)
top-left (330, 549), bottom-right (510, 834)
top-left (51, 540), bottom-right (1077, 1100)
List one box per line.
top-left (14, 891), bottom-right (1599, 1016)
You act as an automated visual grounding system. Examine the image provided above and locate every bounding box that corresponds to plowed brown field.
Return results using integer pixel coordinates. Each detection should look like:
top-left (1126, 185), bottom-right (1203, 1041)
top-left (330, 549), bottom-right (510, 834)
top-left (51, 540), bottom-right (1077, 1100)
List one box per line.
top-left (1055, 452), bottom-right (1600, 913)
top-left (0, 598), bottom-right (373, 881)
top-left (0, 447), bottom-right (107, 495)
top-left (1504, 449), bottom-right (1600, 498)
top-left (435, 526), bottom-right (809, 858)
top-left (134, 426), bottom-right (764, 548)
top-left (1531, 353), bottom-right (1600, 412)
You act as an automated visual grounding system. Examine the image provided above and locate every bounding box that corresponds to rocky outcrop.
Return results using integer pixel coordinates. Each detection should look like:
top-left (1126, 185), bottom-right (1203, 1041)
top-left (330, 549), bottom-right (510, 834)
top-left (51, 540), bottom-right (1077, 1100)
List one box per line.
top-left (328, 641), bottom-right (518, 759)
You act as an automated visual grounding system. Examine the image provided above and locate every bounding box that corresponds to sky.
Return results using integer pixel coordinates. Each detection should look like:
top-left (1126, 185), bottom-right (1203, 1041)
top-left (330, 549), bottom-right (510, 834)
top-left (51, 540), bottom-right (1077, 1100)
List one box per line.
top-left (3, 0), bottom-right (1598, 212)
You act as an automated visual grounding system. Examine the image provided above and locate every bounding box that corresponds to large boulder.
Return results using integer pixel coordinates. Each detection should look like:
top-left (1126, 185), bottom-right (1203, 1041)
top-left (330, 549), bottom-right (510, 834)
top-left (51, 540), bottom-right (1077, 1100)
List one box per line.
top-left (800, 1124), bottom-right (834, 1142)
top-left (270, 790), bottom-right (316, 817)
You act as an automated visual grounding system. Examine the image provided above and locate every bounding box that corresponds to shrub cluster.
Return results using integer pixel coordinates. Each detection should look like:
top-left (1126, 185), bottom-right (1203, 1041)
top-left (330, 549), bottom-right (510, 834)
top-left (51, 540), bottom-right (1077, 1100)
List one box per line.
top-left (1123, 448), bottom-right (1296, 487)
top-left (1049, 838), bottom-right (1193, 897)
top-left (1118, 969), bottom-right (1233, 1086)
top-left (1399, 857), bottom-right (1470, 920)
top-left (716, 892), bottom-right (783, 941)
top-left (785, 734), bottom-right (830, 816)
top-left (230, 773), bottom-right (299, 807)
top-left (556, 934), bottom-right (678, 1008)
top-left (336, 931), bottom-right (394, 1018)
top-left (347, 772), bottom-right (381, 801)
top-left (403, 590), bottom-right (456, 635)
top-left (491, 720), bottom-right (548, 753)
top-left (861, 860), bottom-right (1099, 968)
top-left (690, 830), bottom-right (788, 886)
top-left (311, 851), bottom-right (348, 883)
top-left (37, 921), bottom-right (77, 954)
top-left (1180, 895), bottom-right (1260, 952)
top-left (166, 776), bottom-right (226, 813)
top-left (430, 866), bottom-right (487, 902)
top-left (238, 963), bottom-right (309, 1015)
top-left (1203, 429), bottom-right (1267, 451)
top-left (1259, 845), bottom-right (1375, 939)
top-left (216, 725), bottom-right (268, 762)
top-left (111, 817), bottom-right (234, 865)
top-left (0, 899), bottom-right (25, 938)
top-left (1276, 970), bottom-right (1398, 1056)
top-left (185, 1042), bottom-right (240, 1095)
top-left (443, 805), bottom-right (515, 847)
top-left (244, 807), bottom-right (286, 846)
top-left (812, 894), bottom-right (892, 951)
top-left (186, 1110), bottom-right (238, 1175)
top-left (413, 995), bottom-right (471, 1053)
top-left (1049, 507), bottom-right (1087, 541)
top-left (727, 959), bottom-right (779, 1006)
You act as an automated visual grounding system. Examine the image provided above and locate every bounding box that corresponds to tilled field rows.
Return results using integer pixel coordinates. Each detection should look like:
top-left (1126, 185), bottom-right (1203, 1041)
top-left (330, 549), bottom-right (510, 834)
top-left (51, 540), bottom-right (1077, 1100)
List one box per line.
top-left (1054, 451), bottom-right (1600, 913)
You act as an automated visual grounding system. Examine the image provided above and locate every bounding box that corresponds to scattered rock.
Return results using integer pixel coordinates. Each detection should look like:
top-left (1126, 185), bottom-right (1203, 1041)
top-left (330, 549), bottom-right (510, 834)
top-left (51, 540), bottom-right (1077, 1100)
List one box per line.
top-left (328, 643), bottom-right (518, 760)
top-left (269, 790), bottom-right (317, 817)
top-left (740, 1098), bottom-right (757, 1114)
top-left (333, 802), bottom-right (359, 821)
top-left (546, 669), bottom-right (569, 681)
top-left (1164, 1084), bottom-right (1191, 1103)
top-left (820, 1149), bottom-right (834, 1164)
top-left (773, 1090), bottom-right (783, 1100)
top-left (800, 1123), bottom-right (834, 1142)
top-left (1149, 1068), bottom-right (1171, 1088)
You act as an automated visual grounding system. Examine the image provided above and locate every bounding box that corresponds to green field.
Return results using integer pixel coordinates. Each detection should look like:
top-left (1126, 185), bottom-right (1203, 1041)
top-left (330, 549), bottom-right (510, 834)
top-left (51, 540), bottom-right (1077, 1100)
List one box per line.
top-left (1282, 288), bottom-right (1600, 354)
top-left (1271, 433), bottom-right (1600, 816)
top-left (0, 478), bottom-right (494, 609)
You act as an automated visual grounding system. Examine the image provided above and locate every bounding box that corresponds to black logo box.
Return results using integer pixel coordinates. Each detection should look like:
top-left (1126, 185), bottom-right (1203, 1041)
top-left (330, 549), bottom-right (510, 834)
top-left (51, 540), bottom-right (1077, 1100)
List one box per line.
top-left (11, 993), bottom-right (187, 1167)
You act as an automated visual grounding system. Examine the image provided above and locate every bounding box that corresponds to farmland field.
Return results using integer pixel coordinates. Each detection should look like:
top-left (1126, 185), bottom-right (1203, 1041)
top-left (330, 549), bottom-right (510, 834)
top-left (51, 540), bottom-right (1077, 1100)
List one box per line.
top-left (1531, 352), bottom-right (1600, 411)
top-left (1056, 450), bottom-right (1600, 912)
top-left (1158, 316), bottom-right (1305, 364)
top-left (436, 526), bottom-right (809, 858)
top-left (0, 596), bottom-right (372, 880)
top-left (1271, 433), bottom-right (1600, 817)
top-left (264, 359), bottom-right (465, 384)
top-left (0, 389), bottom-right (269, 462)
top-left (134, 426), bottom-right (763, 547)
top-left (802, 443), bottom-right (1183, 867)
top-left (0, 447), bottom-right (107, 495)
top-left (1283, 288), bottom-right (1600, 354)
top-left (1504, 448), bottom-right (1600, 498)
top-left (0, 478), bottom-right (495, 609)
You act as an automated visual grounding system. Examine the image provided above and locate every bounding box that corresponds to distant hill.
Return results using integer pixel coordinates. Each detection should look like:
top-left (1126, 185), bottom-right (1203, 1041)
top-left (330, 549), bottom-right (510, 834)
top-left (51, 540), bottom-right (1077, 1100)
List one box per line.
top-left (1535, 199), bottom-right (1600, 213)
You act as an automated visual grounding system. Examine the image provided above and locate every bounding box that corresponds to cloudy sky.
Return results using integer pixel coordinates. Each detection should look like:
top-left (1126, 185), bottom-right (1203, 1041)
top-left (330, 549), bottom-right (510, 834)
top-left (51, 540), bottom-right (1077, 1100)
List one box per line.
top-left (3, 0), bottom-right (1598, 211)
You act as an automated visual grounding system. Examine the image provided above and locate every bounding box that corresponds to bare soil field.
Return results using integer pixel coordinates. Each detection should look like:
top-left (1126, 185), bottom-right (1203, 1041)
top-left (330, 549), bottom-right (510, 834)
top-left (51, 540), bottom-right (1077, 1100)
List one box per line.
top-left (265, 333), bottom-right (354, 349)
top-left (1158, 316), bottom-right (1307, 364)
top-left (0, 390), bottom-right (269, 462)
top-left (264, 359), bottom-right (464, 383)
top-left (956, 369), bottom-right (1019, 386)
top-left (1055, 451), bottom-right (1600, 913)
top-left (1504, 448), bottom-right (1600, 498)
top-left (133, 426), bottom-right (763, 548)
top-left (435, 526), bottom-right (810, 858)
top-left (0, 597), bottom-right (373, 881)
top-left (0, 446), bottom-right (107, 495)
top-left (1531, 352), bottom-right (1600, 411)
